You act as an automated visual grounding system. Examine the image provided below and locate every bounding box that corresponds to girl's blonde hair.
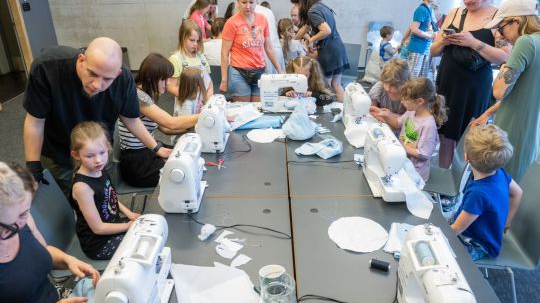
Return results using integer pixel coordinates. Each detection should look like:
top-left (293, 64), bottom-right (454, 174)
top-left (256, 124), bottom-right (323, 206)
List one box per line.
top-left (177, 67), bottom-right (207, 106)
top-left (379, 58), bottom-right (410, 87)
top-left (177, 19), bottom-right (204, 53)
top-left (503, 15), bottom-right (540, 36)
top-left (286, 56), bottom-right (332, 95)
top-left (189, 0), bottom-right (211, 16)
top-left (278, 18), bottom-right (294, 58)
top-left (70, 121), bottom-right (112, 169)
top-left (400, 78), bottom-right (448, 128)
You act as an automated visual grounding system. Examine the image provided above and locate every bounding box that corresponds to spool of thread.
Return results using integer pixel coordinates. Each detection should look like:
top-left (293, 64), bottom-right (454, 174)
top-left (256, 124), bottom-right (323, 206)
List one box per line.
top-left (369, 258), bottom-right (390, 272)
top-left (415, 241), bottom-right (436, 266)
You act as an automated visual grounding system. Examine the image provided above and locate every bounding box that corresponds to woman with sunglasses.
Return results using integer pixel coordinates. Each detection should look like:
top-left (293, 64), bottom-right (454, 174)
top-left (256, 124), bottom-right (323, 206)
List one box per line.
top-left (471, 0), bottom-right (540, 182)
top-left (0, 162), bottom-right (99, 303)
top-left (430, 0), bottom-right (511, 169)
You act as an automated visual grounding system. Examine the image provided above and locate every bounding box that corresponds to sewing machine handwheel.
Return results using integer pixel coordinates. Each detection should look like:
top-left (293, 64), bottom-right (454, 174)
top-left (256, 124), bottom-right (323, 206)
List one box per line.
top-left (203, 116), bottom-right (215, 127)
top-left (169, 169), bottom-right (185, 183)
top-left (104, 290), bottom-right (128, 303)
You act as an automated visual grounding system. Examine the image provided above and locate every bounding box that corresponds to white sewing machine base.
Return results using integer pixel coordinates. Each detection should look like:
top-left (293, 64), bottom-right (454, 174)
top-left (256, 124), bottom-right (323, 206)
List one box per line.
top-left (201, 132), bottom-right (230, 153)
top-left (363, 164), bottom-right (419, 202)
top-left (160, 279), bottom-right (174, 303)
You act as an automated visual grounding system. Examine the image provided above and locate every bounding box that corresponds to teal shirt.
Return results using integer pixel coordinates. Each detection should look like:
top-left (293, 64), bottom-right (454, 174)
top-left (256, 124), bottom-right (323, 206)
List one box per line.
top-left (494, 34), bottom-right (540, 182)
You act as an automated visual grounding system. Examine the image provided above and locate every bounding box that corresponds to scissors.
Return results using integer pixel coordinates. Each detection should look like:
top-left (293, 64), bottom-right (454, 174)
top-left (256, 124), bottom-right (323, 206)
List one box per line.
top-left (207, 158), bottom-right (225, 170)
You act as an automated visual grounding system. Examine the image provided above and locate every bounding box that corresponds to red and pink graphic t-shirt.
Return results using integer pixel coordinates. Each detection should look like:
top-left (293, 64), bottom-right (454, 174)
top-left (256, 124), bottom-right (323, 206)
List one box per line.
top-left (191, 11), bottom-right (210, 39)
top-left (222, 13), bottom-right (269, 69)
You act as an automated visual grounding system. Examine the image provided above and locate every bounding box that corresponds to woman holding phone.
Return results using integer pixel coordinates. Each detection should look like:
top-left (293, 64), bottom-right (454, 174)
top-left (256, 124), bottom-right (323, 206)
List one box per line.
top-left (430, 0), bottom-right (511, 169)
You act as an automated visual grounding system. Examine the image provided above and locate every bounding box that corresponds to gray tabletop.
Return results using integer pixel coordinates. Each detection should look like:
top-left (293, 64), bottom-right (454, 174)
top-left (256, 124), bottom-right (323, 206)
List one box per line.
top-left (200, 129), bottom-right (288, 198)
top-left (286, 112), bottom-right (374, 197)
top-left (144, 194), bottom-right (294, 302)
top-left (290, 197), bottom-right (500, 303)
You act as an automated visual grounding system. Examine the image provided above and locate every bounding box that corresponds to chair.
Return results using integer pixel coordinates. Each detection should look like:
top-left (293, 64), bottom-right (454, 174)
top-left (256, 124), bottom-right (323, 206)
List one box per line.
top-left (31, 170), bottom-right (108, 271)
top-left (210, 65), bottom-right (222, 95)
top-left (342, 43), bottom-right (362, 86)
top-left (111, 122), bottom-right (155, 212)
top-left (423, 128), bottom-right (469, 213)
top-left (474, 161), bottom-right (540, 303)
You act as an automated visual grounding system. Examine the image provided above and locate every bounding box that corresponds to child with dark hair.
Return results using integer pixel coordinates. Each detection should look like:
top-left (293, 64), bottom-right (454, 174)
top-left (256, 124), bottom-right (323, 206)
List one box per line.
top-left (379, 25), bottom-right (397, 62)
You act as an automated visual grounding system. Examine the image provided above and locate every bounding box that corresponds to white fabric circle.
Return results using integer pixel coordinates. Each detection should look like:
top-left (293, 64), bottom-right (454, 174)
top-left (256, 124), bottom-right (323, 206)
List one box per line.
top-left (328, 217), bottom-right (389, 253)
top-left (246, 128), bottom-right (284, 143)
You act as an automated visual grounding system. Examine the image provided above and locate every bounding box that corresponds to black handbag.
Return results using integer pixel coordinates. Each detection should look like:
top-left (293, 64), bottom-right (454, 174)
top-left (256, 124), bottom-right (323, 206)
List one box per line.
top-left (451, 9), bottom-right (490, 71)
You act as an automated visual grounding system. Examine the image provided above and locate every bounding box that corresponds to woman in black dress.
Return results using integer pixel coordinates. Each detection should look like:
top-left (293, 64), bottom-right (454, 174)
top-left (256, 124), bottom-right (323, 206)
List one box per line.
top-left (430, 1), bottom-right (510, 168)
top-left (296, 0), bottom-right (348, 102)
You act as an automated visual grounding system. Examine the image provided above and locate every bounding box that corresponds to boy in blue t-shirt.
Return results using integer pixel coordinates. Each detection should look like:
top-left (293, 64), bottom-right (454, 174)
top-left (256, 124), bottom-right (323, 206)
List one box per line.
top-left (451, 125), bottom-right (522, 261)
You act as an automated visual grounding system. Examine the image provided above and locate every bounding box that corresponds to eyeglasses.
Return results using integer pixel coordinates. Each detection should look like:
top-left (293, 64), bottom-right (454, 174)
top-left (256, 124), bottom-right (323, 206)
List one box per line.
top-left (497, 20), bottom-right (514, 35)
top-left (0, 222), bottom-right (20, 240)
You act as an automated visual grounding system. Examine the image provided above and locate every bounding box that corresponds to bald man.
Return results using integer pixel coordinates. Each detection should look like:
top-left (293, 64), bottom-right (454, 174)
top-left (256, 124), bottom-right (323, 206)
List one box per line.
top-left (23, 37), bottom-right (171, 196)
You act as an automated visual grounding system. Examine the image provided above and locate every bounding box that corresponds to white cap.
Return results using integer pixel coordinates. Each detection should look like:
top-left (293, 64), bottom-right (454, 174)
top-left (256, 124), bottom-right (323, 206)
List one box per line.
top-left (485, 0), bottom-right (538, 29)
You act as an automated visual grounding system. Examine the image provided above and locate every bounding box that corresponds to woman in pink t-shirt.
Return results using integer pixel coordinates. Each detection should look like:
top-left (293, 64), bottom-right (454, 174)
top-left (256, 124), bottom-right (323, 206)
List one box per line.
top-left (189, 0), bottom-right (212, 40)
top-left (220, 0), bottom-right (283, 102)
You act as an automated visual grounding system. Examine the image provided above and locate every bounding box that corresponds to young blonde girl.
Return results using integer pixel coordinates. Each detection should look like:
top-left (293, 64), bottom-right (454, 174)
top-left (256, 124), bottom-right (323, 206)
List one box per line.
top-left (370, 77), bottom-right (447, 181)
top-left (278, 18), bottom-right (307, 61)
top-left (168, 19), bottom-right (213, 100)
top-left (189, 0), bottom-right (212, 40)
top-left (285, 56), bottom-right (335, 106)
top-left (70, 121), bottom-right (140, 260)
top-left (172, 67), bottom-right (207, 143)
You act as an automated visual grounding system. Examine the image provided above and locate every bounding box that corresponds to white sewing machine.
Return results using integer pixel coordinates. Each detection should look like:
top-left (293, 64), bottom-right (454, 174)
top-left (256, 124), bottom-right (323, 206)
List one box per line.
top-left (94, 214), bottom-right (173, 303)
top-left (342, 82), bottom-right (374, 127)
top-left (362, 123), bottom-right (422, 202)
top-left (158, 133), bottom-right (206, 213)
top-left (259, 74), bottom-right (308, 112)
top-left (195, 94), bottom-right (231, 153)
top-left (398, 224), bottom-right (476, 303)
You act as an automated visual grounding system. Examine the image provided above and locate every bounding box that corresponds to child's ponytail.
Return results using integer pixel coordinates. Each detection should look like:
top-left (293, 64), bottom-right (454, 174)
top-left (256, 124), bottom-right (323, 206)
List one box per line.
top-left (430, 94), bottom-right (448, 128)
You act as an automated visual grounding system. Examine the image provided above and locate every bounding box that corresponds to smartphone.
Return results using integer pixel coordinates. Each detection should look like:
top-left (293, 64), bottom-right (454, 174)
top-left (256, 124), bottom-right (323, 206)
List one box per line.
top-left (443, 28), bottom-right (456, 35)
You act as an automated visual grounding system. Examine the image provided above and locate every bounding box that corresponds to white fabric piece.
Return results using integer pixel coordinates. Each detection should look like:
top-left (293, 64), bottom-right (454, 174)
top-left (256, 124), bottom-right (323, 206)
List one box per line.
top-left (403, 189), bottom-right (433, 219)
top-left (231, 254), bottom-right (252, 268)
top-left (315, 126), bottom-right (331, 134)
top-left (246, 128), bottom-right (285, 143)
top-left (383, 222), bottom-right (414, 258)
top-left (170, 263), bottom-right (259, 303)
top-left (226, 104), bottom-right (263, 130)
top-left (215, 230), bottom-right (234, 243)
top-left (328, 217), bottom-right (389, 253)
top-left (344, 125), bottom-right (368, 148)
top-left (198, 224), bottom-right (216, 241)
top-left (295, 138), bottom-right (343, 159)
top-left (282, 104), bottom-right (317, 140)
top-left (331, 113), bottom-right (343, 123)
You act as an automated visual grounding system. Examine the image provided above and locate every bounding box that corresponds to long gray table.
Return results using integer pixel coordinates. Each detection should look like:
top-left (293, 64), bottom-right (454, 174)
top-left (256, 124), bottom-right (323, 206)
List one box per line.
top-left (287, 113), bottom-right (501, 302)
top-left (201, 129), bottom-right (288, 198)
top-left (144, 194), bottom-right (294, 302)
top-left (290, 196), bottom-right (500, 303)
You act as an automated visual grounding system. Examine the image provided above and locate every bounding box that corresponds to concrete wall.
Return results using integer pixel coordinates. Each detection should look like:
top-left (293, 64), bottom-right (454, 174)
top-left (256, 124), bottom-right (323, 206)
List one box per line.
top-left (48, 0), bottom-right (463, 69)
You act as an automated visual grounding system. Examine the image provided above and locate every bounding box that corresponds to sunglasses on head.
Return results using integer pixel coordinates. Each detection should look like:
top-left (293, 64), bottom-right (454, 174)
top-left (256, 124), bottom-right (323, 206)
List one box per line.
top-left (0, 222), bottom-right (20, 240)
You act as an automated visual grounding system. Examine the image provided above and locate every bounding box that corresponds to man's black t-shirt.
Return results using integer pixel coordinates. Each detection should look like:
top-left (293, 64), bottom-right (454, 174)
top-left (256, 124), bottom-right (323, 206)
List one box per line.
top-left (23, 46), bottom-right (139, 166)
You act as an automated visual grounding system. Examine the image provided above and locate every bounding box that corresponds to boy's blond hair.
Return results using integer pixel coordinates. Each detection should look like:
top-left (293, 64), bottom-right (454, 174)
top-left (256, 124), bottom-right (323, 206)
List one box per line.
top-left (464, 125), bottom-right (513, 174)
top-left (379, 58), bottom-right (410, 87)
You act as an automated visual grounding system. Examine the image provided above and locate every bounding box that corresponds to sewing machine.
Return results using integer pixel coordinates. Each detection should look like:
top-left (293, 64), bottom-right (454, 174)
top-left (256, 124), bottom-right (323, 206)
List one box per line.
top-left (195, 94), bottom-right (231, 153)
top-left (158, 133), bottom-right (206, 213)
top-left (342, 82), bottom-right (374, 127)
top-left (259, 74), bottom-right (308, 112)
top-left (94, 214), bottom-right (173, 303)
top-left (362, 123), bottom-right (422, 202)
top-left (398, 224), bottom-right (476, 303)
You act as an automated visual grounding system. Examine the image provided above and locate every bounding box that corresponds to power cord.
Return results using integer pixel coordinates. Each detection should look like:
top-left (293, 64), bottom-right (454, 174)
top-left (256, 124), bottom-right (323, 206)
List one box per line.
top-left (187, 212), bottom-right (291, 239)
top-left (298, 294), bottom-right (352, 302)
top-left (215, 135), bottom-right (252, 160)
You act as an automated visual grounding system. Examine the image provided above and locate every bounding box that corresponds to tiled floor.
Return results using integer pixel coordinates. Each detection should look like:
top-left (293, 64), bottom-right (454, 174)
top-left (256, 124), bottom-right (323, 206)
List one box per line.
top-left (0, 71), bottom-right (26, 105)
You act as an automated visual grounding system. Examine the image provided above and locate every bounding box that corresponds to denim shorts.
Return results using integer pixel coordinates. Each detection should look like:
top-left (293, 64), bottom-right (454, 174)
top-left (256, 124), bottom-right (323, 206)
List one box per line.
top-left (458, 234), bottom-right (489, 261)
top-left (228, 65), bottom-right (261, 97)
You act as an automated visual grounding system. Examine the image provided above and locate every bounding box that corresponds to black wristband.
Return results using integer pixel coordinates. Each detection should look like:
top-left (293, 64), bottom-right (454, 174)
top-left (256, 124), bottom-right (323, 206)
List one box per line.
top-left (26, 161), bottom-right (43, 173)
top-left (152, 141), bottom-right (163, 153)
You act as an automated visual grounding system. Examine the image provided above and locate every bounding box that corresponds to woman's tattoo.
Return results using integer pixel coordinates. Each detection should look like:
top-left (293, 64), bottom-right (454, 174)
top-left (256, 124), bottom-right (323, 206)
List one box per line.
top-left (502, 67), bottom-right (520, 98)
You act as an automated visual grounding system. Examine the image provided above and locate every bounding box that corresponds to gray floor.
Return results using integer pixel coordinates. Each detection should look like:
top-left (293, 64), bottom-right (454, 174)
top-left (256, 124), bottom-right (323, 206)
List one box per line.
top-left (1, 94), bottom-right (539, 303)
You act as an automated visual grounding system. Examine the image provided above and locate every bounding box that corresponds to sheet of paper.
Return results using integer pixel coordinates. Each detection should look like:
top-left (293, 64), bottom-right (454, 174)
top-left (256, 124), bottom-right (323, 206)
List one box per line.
top-left (231, 254), bottom-right (252, 267)
top-left (246, 128), bottom-right (285, 143)
top-left (328, 217), bottom-right (388, 253)
top-left (171, 263), bottom-right (259, 303)
top-left (216, 244), bottom-right (238, 259)
top-left (215, 230), bottom-right (234, 243)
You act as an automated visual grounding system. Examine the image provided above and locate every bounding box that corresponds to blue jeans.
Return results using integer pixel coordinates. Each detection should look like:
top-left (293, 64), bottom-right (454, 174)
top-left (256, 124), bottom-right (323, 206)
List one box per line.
top-left (458, 234), bottom-right (489, 261)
